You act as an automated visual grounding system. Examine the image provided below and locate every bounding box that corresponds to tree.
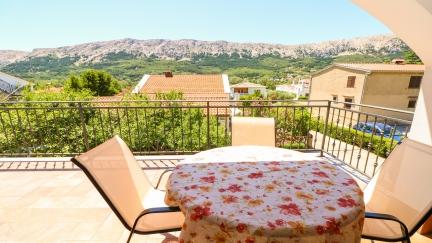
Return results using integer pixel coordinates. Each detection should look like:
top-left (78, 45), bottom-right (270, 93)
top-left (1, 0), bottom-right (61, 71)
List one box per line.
top-left (404, 50), bottom-right (423, 64)
top-left (65, 69), bottom-right (121, 96)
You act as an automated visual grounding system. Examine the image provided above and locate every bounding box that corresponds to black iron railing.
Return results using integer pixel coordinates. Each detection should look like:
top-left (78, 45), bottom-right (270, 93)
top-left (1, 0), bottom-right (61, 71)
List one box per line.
top-left (0, 99), bottom-right (413, 178)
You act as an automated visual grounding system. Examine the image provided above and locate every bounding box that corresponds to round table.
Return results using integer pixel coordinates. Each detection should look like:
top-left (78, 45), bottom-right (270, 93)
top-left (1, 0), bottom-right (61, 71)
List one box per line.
top-left (166, 146), bottom-right (365, 243)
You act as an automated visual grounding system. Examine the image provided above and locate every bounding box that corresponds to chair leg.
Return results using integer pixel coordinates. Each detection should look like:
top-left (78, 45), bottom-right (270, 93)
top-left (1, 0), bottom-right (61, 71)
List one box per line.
top-left (402, 237), bottom-right (411, 243)
top-left (127, 227), bottom-right (136, 243)
top-left (127, 216), bottom-right (140, 243)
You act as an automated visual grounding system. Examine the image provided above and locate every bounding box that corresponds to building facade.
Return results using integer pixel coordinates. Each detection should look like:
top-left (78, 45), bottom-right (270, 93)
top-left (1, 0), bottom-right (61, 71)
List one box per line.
top-left (230, 81), bottom-right (267, 100)
top-left (276, 79), bottom-right (310, 98)
top-left (309, 63), bottom-right (424, 121)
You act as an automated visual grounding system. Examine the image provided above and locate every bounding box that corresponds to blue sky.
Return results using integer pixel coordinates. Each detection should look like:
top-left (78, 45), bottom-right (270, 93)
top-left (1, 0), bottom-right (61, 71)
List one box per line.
top-left (0, 0), bottom-right (390, 51)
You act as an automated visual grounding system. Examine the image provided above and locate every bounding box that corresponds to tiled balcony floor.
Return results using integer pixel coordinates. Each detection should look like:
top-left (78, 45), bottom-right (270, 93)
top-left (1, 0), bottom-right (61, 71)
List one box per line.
top-left (0, 156), bottom-right (430, 242)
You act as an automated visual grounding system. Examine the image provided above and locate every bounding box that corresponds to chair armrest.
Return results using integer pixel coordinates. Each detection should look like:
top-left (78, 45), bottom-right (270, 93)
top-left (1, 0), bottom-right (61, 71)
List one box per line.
top-left (129, 206), bottom-right (182, 238)
top-left (155, 168), bottom-right (174, 190)
top-left (139, 206), bottom-right (181, 216)
top-left (362, 211), bottom-right (410, 241)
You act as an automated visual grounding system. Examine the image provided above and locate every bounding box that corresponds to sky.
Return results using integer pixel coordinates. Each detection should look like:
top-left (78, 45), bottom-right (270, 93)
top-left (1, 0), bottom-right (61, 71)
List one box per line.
top-left (0, 0), bottom-right (391, 51)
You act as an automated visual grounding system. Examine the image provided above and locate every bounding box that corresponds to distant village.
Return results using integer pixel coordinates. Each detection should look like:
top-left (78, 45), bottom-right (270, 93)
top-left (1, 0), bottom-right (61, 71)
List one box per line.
top-left (0, 58), bottom-right (424, 121)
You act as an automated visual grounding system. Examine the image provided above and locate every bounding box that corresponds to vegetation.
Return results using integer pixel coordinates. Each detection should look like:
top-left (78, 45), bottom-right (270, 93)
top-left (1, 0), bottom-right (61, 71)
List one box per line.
top-left (1, 51), bottom-right (408, 90)
top-left (318, 120), bottom-right (400, 158)
top-left (65, 69), bottom-right (121, 96)
top-left (403, 50), bottom-right (423, 64)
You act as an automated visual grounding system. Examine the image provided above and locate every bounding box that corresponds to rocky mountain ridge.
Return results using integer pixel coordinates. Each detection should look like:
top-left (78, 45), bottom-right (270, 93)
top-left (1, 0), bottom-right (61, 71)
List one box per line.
top-left (0, 34), bottom-right (407, 66)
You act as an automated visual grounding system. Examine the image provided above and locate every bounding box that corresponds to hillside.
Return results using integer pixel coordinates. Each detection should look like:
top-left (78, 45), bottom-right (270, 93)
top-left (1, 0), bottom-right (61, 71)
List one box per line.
top-left (0, 35), bottom-right (409, 86)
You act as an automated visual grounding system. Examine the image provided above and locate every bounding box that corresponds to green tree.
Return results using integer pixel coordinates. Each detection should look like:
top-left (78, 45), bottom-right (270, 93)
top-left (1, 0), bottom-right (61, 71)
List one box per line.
top-left (404, 50), bottom-right (423, 64)
top-left (65, 69), bottom-right (121, 96)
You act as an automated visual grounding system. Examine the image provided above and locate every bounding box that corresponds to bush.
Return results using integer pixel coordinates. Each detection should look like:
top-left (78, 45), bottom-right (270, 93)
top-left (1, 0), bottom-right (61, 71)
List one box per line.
top-left (267, 90), bottom-right (296, 100)
top-left (319, 121), bottom-right (400, 157)
top-left (65, 69), bottom-right (121, 96)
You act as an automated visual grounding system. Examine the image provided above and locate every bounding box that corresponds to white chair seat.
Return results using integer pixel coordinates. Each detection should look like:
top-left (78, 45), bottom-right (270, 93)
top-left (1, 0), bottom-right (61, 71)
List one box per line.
top-left (362, 215), bottom-right (405, 240)
top-left (138, 188), bottom-right (184, 232)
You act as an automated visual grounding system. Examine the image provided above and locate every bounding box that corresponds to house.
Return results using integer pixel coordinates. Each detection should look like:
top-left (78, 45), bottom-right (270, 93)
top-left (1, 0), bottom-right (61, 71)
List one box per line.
top-left (276, 79), bottom-right (310, 98)
top-left (230, 81), bottom-right (267, 100)
top-left (0, 71), bottom-right (30, 96)
top-left (132, 72), bottom-right (231, 115)
top-left (309, 62), bottom-right (425, 121)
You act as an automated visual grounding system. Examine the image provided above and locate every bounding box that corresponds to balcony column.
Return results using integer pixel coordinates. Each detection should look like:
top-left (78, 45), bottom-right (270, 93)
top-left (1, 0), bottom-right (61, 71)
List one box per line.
top-left (352, 0), bottom-right (432, 146)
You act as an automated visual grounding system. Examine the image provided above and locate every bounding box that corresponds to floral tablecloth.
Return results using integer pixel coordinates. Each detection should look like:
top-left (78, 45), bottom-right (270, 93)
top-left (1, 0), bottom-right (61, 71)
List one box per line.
top-left (165, 146), bottom-right (365, 243)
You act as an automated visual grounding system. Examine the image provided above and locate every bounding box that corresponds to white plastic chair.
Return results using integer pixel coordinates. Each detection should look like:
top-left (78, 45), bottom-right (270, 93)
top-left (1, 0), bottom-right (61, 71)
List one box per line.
top-left (362, 138), bottom-right (432, 242)
top-left (71, 135), bottom-right (184, 242)
top-left (231, 116), bottom-right (276, 146)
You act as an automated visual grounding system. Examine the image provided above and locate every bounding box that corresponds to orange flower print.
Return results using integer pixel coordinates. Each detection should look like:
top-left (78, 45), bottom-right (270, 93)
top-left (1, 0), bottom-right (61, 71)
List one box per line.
top-left (200, 176), bottom-right (216, 183)
top-left (212, 232), bottom-right (227, 243)
top-left (315, 225), bottom-right (325, 235)
top-left (312, 171), bottom-right (329, 178)
top-left (219, 168), bottom-right (231, 175)
top-left (227, 184), bottom-right (242, 192)
top-left (315, 218), bottom-right (342, 235)
top-left (337, 196), bottom-right (357, 207)
top-left (315, 189), bottom-right (329, 195)
top-left (278, 203), bottom-right (301, 216)
top-left (342, 178), bottom-right (357, 186)
top-left (267, 221), bottom-right (276, 230)
top-left (245, 237), bottom-right (255, 243)
top-left (236, 223), bottom-right (248, 233)
top-left (199, 186), bottom-right (211, 192)
top-left (248, 171), bottom-right (264, 179)
top-left (265, 183), bottom-right (276, 192)
top-left (248, 199), bottom-right (264, 207)
top-left (190, 205), bottom-right (212, 221)
top-left (325, 205), bottom-right (336, 211)
top-left (275, 219), bottom-right (285, 226)
top-left (179, 172), bottom-right (191, 178)
top-left (287, 221), bottom-right (305, 234)
top-left (322, 180), bottom-right (335, 186)
top-left (222, 195), bottom-right (238, 204)
top-left (296, 191), bottom-right (314, 201)
top-left (282, 196), bottom-right (292, 202)
top-left (324, 217), bottom-right (341, 235)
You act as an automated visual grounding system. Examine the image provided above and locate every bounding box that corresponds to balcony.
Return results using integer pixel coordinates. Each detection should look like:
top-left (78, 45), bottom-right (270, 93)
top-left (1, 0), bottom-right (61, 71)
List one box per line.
top-left (0, 100), bottom-right (430, 242)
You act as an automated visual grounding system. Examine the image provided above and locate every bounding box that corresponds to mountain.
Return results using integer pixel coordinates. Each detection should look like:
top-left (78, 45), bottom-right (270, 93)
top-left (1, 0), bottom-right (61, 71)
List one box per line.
top-left (0, 35), bottom-right (407, 65)
top-left (0, 35), bottom-right (410, 86)
top-left (0, 50), bottom-right (29, 66)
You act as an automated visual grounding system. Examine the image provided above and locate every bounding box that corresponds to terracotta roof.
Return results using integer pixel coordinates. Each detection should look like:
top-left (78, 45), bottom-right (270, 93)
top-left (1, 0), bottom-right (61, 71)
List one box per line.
top-left (140, 74), bottom-right (226, 95)
top-left (231, 81), bottom-right (265, 88)
top-left (334, 63), bottom-right (425, 73)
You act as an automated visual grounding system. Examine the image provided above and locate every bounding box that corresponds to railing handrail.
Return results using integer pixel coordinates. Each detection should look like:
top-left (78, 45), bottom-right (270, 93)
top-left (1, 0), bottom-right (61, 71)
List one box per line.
top-left (331, 101), bottom-right (414, 115)
top-left (0, 99), bottom-right (415, 115)
top-left (0, 99), bottom-right (329, 104)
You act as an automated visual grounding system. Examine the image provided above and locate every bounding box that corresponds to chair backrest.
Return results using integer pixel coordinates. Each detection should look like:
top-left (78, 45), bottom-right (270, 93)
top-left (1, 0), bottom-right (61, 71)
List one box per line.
top-left (363, 138), bottom-right (432, 233)
top-left (72, 135), bottom-right (151, 229)
top-left (231, 116), bottom-right (275, 146)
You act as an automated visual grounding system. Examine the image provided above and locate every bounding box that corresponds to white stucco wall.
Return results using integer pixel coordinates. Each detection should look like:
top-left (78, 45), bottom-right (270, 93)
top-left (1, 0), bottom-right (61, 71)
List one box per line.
top-left (353, 0), bottom-right (432, 146)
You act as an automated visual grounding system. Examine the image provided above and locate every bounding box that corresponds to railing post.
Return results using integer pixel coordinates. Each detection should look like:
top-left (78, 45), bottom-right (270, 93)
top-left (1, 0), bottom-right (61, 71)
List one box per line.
top-left (78, 103), bottom-right (90, 151)
top-left (207, 101), bottom-right (210, 149)
top-left (320, 100), bottom-right (331, 157)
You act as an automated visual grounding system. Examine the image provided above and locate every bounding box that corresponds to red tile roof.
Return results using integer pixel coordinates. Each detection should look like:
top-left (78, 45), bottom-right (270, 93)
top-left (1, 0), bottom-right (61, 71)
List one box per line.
top-left (140, 74), bottom-right (227, 96)
top-left (140, 74), bottom-right (230, 116)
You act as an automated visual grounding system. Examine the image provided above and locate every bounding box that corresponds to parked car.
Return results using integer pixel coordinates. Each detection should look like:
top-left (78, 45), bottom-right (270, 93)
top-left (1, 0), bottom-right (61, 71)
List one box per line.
top-left (352, 122), bottom-right (404, 142)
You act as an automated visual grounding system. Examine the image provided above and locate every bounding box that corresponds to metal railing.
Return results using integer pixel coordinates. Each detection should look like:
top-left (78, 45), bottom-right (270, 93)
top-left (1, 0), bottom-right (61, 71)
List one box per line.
top-left (0, 99), bottom-right (413, 178)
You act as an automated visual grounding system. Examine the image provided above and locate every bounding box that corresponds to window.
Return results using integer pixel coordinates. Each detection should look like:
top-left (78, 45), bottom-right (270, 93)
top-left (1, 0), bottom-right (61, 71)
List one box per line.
top-left (408, 76), bottom-right (422, 89)
top-left (347, 76), bottom-right (356, 88)
top-left (408, 96), bottom-right (418, 108)
top-left (332, 95), bottom-right (338, 102)
top-left (344, 97), bottom-right (354, 109)
top-left (234, 88), bottom-right (248, 94)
